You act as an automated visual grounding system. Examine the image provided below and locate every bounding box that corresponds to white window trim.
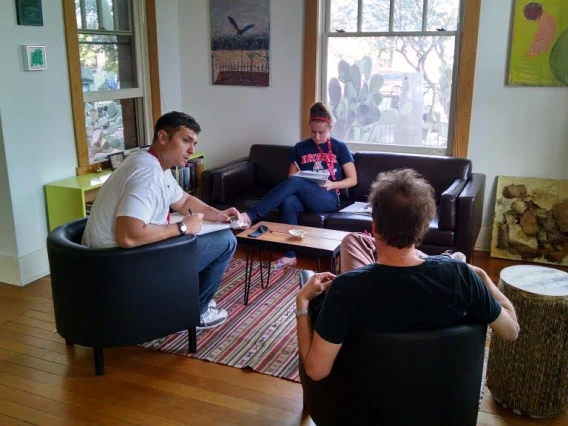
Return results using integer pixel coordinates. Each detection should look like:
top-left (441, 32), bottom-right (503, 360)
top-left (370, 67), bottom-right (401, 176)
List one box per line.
top-left (319, 0), bottom-right (464, 156)
top-left (78, 0), bottom-right (154, 163)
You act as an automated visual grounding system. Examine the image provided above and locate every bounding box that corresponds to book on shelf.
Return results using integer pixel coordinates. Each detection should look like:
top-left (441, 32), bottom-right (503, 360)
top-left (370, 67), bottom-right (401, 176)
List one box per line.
top-left (170, 156), bottom-right (205, 194)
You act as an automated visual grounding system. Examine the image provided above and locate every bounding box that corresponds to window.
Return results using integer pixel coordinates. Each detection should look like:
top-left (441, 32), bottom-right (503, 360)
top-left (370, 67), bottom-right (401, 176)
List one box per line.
top-left (63, 0), bottom-right (160, 174)
top-left (321, 0), bottom-right (464, 154)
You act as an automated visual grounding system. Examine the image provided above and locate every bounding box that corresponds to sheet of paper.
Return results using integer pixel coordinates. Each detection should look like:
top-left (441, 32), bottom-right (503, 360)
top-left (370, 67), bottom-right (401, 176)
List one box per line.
top-left (339, 201), bottom-right (372, 214)
top-left (169, 213), bottom-right (232, 235)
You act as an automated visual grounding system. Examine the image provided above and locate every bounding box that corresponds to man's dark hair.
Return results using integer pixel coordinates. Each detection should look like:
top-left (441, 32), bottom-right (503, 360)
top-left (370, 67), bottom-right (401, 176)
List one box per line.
top-left (152, 111), bottom-right (201, 142)
top-left (369, 168), bottom-right (436, 249)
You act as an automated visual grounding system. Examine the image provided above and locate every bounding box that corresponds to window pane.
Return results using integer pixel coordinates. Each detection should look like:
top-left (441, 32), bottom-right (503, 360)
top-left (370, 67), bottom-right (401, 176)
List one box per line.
top-left (361, 0), bottom-right (390, 32)
top-left (79, 34), bottom-right (136, 92)
top-left (86, 98), bottom-right (140, 164)
top-left (393, 0), bottom-right (423, 32)
top-left (329, 0), bottom-right (357, 32)
top-left (76, 0), bottom-right (131, 31)
top-left (426, 0), bottom-right (460, 31)
top-left (326, 35), bottom-right (455, 148)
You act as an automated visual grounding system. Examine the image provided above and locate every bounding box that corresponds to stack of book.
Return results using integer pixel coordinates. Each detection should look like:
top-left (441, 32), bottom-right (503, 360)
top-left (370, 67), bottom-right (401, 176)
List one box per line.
top-left (170, 157), bottom-right (204, 193)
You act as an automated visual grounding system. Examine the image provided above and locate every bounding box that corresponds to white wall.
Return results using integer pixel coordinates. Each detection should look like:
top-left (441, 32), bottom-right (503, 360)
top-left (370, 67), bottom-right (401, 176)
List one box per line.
top-left (156, 0), bottom-right (182, 113)
top-left (158, 0), bottom-right (304, 168)
top-left (0, 111), bottom-right (19, 285)
top-left (469, 0), bottom-right (568, 250)
top-left (1, 0), bottom-right (566, 285)
top-left (0, 1), bottom-right (77, 285)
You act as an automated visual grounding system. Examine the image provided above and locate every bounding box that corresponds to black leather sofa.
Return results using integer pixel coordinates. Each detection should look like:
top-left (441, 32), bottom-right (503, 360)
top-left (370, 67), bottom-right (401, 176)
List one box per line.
top-left (202, 144), bottom-right (485, 261)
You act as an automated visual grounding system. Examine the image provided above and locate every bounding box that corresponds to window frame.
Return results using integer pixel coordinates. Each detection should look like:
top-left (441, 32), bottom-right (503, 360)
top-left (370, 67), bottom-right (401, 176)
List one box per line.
top-left (302, 0), bottom-right (481, 158)
top-left (63, 0), bottom-right (161, 175)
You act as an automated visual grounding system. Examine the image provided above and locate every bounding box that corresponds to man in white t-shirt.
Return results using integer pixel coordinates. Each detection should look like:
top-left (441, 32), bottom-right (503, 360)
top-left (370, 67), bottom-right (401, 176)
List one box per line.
top-left (83, 111), bottom-right (245, 329)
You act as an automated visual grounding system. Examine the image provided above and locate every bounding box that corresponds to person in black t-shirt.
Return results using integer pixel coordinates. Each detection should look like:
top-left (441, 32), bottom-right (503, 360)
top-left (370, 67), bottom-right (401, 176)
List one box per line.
top-left (296, 169), bottom-right (520, 381)
top-left (240, 102), bottom-right (357, 269)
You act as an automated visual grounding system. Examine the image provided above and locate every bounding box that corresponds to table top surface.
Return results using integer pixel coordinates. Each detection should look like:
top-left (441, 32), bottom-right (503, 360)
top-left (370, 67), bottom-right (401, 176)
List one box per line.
top-left (236, 221), bottom-right (350, 253)
top-left (500, 265), bottom-right (568, 296)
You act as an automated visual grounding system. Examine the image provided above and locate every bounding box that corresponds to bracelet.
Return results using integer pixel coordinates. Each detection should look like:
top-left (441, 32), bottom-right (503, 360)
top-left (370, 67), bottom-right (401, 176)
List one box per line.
top-left (295, 309), bottom-right (309, 318)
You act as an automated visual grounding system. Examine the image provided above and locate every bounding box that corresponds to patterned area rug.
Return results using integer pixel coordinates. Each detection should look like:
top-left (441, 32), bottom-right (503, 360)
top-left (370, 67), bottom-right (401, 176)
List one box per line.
top-left (141, 258), bottom-right (492, 395)
top-left (141, 258), bottom-right (302, 382)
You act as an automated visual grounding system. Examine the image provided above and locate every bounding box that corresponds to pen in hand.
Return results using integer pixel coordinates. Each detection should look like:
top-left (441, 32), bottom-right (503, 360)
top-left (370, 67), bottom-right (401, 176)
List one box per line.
top-left (294, 161), bottom-right (301, 172)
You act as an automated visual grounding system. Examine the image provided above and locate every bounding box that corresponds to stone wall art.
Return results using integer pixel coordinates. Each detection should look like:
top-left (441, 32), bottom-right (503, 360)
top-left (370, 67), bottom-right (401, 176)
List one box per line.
top-left (491, 176), bottom-right (568, 266)
top-left (210, 0), bottom-right (270, 87)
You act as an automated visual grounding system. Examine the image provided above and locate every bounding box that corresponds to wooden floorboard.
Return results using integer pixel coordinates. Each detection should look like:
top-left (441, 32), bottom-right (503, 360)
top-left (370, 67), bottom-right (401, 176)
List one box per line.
top-left (0, 249), bottom-right (566, 425)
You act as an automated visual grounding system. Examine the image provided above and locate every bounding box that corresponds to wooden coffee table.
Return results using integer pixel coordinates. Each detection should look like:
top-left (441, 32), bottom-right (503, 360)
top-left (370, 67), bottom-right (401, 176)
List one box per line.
top-left (236, 221), bottom-right (350, 305)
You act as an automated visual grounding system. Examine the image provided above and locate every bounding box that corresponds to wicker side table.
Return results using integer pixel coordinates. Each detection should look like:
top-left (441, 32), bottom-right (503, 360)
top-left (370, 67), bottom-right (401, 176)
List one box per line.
top-left (487, 265), bottom-right (568, 418)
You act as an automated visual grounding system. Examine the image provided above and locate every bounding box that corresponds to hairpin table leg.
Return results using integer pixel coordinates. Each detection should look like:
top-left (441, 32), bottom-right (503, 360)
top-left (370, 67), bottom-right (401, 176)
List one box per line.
top-left (243, 245), bottom-right (253, 305)
top-left (261, 248), bottom-right (273, 289)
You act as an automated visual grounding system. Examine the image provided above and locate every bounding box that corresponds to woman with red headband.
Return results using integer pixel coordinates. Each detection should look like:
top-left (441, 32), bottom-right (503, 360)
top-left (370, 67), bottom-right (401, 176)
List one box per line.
top-left (240, 102), bottom-right (357, 269)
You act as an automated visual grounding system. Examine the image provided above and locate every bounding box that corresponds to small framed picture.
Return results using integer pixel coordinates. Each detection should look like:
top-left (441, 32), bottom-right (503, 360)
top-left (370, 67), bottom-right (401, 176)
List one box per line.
top-left (16, 0), bottom-right (43, 26)
top-left (22, 45), bottom-right (47, 71)
top-left (108, 152), bottom-right (125, 171)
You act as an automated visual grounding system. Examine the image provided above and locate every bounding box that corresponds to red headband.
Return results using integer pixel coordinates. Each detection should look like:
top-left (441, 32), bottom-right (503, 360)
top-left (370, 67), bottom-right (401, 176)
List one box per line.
top-left (310, 116), bottom-right (332, 124)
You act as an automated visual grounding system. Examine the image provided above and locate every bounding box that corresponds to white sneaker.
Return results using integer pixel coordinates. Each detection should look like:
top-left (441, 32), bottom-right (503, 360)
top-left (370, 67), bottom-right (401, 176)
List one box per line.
top-left (208, 299), bottom-right (217, 309)
top-left (197, 307), bottom-right (228, 330)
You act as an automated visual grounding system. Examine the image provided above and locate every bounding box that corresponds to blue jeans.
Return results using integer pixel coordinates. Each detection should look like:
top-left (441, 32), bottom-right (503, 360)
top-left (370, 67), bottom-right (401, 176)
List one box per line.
top-left (196, 229), bottom-right (237, 314)
top-left (246, 176), bottom-right (338, 258)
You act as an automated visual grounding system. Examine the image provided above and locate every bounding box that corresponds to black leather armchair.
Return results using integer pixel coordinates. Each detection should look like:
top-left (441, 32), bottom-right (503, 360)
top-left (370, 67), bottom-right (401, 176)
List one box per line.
top-left (300, 323), bottom-right (487, 425)
top-left (46, 218), bottom-right (200, 375)
top-left (298, 270), bottom-right (487, 425)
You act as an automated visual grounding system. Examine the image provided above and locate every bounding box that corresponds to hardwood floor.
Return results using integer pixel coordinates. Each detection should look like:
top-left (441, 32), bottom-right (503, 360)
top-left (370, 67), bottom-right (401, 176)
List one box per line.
top-left (0, 249), bottom-right (566, 425)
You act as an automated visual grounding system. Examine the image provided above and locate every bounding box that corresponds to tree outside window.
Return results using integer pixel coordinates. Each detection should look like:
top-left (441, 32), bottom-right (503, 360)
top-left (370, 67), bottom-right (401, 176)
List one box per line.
top-left (323, 0), bottom-right (461, 152)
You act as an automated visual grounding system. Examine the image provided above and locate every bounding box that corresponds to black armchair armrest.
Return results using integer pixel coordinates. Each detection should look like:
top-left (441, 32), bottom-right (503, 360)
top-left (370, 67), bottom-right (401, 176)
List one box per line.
top-left (212, 161), bottom-right (256, 205)
top-left (438, 178), bottom-right (468, 231)
top-left (201, 156), bottom-right (248, 205)
top-left (455, 173), bottom-right (486, 261)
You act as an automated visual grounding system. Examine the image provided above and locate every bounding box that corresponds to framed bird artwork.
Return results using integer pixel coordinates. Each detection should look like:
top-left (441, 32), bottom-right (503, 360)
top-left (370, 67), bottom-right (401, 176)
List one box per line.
top-left (508, 0), bottom-right (568, 86)
top-left (209, 0), bottom-right (270, 87)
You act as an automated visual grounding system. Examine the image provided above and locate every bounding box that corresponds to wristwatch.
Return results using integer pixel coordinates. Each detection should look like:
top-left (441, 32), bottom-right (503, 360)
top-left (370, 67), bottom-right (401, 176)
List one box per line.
top-left (177, 222), bottom-right (187, 235)
top-left (295, 309), bottom-right (309, 318)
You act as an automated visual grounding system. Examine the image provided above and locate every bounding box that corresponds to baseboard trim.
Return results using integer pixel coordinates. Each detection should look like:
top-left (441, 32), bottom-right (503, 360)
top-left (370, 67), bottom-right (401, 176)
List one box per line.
top-left (0, 254), bottom-right (20, 286)
top-left (475, 225), bottom-right (492, 252)
top-left (0, 248), bottom-right (49, 286)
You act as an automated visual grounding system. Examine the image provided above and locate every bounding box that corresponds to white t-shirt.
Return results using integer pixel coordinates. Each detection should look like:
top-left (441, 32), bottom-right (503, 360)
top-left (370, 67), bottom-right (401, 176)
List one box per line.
top-left (82, 150), bottom-right (184, 248)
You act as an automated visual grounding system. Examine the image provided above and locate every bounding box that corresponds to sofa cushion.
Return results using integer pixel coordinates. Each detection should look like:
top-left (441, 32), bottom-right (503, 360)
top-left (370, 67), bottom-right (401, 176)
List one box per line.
top-left (324, 213), bottom-right (373, 233)
top-left (250, 145), bottom-right (294, 190)
top-left (350, 152), bottom-right (472, 201)
top-left (324, 214), bottom-right (454, 246)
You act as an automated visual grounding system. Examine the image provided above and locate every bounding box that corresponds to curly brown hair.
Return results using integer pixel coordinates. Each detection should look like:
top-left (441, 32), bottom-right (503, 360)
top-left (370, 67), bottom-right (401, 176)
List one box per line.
top-left (369, 169), bottom-right (436, 249)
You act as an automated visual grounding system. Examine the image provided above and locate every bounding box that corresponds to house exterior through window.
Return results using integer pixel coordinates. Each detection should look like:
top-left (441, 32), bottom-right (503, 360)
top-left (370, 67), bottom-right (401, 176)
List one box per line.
top-left (321, 0), bottom-right (463, 155)
top-left (72, 0), bottom-right (154, 165)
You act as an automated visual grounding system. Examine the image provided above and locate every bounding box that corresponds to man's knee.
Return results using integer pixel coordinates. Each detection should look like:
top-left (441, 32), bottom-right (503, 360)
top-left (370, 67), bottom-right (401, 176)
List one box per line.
top-left (341, 232), bottom-right (370, 253)
top-left (340, 232), bottom-right (376, 272)
top-left (226, 230), bottom-right (237, 253)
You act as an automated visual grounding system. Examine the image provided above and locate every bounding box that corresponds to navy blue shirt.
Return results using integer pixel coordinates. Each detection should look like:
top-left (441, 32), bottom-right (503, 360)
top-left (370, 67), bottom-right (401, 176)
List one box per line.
top-left (315, 256), bottom-right (502, 344)
top-left (291, 138), bottom-right (354, 182)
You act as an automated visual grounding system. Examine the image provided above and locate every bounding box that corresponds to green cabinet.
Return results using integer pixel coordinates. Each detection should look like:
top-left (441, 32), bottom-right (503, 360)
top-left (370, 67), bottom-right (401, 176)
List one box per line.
top-left (45, 171), bottom-right (111, 231)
